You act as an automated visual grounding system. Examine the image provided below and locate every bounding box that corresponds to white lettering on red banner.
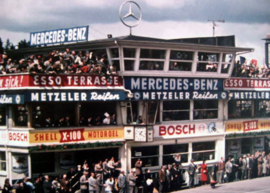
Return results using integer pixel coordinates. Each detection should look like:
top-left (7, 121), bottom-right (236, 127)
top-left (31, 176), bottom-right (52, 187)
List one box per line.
top-left (60, 129), bottom-right (85, 142)
top-left (224, 78), bottom-right (270, 90)
top-left (243, 120), bottom-right (258, 132)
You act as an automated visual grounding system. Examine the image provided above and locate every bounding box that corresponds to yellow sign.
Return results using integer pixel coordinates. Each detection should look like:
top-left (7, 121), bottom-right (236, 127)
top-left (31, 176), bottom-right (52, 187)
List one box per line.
top-left (226, 119), bottom-right (270, 133)
top-left (29, 127), bottom-right (124, 144)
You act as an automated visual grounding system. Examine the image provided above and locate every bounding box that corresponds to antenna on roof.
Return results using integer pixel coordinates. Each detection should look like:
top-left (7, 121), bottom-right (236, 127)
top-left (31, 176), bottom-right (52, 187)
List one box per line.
top-left (208, 20), bottom-right (225, 37)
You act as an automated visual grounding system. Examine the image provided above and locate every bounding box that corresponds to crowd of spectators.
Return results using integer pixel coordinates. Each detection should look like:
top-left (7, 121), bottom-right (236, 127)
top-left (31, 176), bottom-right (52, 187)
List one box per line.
top-left (42, 112), bottom-right (117, 128)
top-left (232, 60), bottom-right (270, 78)
top-left (1, 151), bottom-right (270, 193)
top-left (0, 49), bottom-right (117, 76)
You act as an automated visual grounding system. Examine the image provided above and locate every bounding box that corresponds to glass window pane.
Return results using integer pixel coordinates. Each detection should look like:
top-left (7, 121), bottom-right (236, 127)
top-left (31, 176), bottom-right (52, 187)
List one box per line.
top-left (111, 60), bottom-right (120, 71)
top-left (163, 154), bottom-right (188, 165)
top-left (254, 100), bottom-right (270, 117)
top-left (80, 101), bottom-right (117, 126)
top-left (221, 64), bottom-right (230, 73)
top-left (241, 138), bottom-right (252, 154)
top-left (124, 48), bottom-right (136, 58)
top-left (14, 105), bottom-right (28, 127)
top-left (198, 52), bottom-right (219, 62)
top-left (131, 157), bottom-right (159, 167)
top-left (131, 146), bottom-right (159, 157)
top-left (192, 141), bottom-right (215, 151)
top-left (32, 153), bottom-right (55, 173)
top-left (139, 61), bottom-right (164, 70)
top-left (164, 101), bottom-right (190, 110)
top-left (197, 62), bottom-right (218, 72)
top-left (124, 60), bottom-right (135, 71)
top-left (140, 49), bottom-right (165, 59)
top-left (222, 54), bottom-right (233, 62)
top-left (0, 106), bottom-right (6, 126)
top-left (194, 100), bottom-right (218, 109)
top-left (163, 112), bottom-right (189, 121)
top-left (169, 62), bottom-right (192, 71)
top-left (228, 100), bottom-right (252, 119)
top-left (110, 48), bottom-right (119, 58)
top-left (192, 151), bottom-right (215, 161)
top-left (170, 51), bottom-right (194, 60)
top-left (163, 144), bottom-right (188, 154)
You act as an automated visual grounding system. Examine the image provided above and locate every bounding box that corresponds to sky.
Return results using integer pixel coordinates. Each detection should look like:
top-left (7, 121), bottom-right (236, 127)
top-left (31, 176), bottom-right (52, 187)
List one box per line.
top-left (0, 0), bottom-right (269, 64)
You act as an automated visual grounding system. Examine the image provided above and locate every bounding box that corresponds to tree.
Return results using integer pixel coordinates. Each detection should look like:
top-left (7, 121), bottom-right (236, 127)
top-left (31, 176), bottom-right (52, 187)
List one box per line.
top-left (0, 38), bottom-right (3, 54)
top-left (4, 39), bottom-right (11, 50)
top-left (18, 39), bottom-right (30, 49)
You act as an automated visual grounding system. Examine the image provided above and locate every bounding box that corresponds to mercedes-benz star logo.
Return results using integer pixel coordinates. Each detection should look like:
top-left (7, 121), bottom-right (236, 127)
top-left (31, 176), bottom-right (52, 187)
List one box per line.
top-left (119, 1), bottom-right (142, 28)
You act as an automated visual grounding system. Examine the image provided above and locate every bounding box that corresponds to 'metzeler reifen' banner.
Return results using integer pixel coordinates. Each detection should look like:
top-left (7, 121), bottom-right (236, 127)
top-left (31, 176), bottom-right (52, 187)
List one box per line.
top-left (0, 74), bottom-right (123, 90)
top-left (30, 26), bottom-right (89, 46)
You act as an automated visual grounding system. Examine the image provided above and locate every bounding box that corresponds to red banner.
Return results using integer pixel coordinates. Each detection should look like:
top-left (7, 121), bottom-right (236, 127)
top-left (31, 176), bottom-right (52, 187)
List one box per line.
top-left (59, 129), bottom-right (85, 143)
top-left (0, 74), bottom-right (123, 89)
top-left (224, 78), bottom-right (270, 90)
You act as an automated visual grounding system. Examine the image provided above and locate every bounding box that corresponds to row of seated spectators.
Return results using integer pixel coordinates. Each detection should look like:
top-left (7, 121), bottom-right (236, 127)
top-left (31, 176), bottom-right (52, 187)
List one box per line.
top-left (42, 112), bottom-right (116, 128)
top-left (232, 60), bottom-right (270, 78)
top-left (0, 49), bottom-right (117, 75)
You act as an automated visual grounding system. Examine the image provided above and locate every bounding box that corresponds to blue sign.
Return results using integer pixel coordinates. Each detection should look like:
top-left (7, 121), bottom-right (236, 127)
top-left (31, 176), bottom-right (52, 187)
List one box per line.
top-left (0, 94), bottom-right (24, 104)
top-left (25, 91), bottom-right (126, 102)
top-left (30, 26), bottom-right (89, 46)
top-left (124, 77), bottom-right (224, 91)
top-left (231, 91), bottom-right (270, 100)
top-left (132, 91), bottom-right (228, 100)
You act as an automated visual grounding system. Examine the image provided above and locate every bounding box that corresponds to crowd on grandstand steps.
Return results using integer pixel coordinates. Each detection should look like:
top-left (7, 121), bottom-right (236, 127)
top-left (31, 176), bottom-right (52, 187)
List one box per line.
top-left (0, 48), bottom-right (117, 76)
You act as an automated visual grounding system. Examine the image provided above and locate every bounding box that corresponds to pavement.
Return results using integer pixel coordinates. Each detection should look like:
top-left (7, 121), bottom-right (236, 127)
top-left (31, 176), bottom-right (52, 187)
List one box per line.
top-left (174, 176), bottom-right (270, 193)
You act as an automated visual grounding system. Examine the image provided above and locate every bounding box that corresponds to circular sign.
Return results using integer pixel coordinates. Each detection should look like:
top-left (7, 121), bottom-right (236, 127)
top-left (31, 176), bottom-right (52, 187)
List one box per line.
top-left (119, 1), bottom-right (142, 28)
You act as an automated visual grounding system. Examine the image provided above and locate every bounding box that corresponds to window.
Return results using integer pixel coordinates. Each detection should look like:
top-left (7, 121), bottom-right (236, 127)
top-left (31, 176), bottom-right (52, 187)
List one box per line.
top-left (254, 100), bottom-right (270, 117)
top-left (80, 101), bottom-right (117, 126)
top-left (169, 62), bottom-right (192, 71)
top-left (123, 48), bottom-right (136, 71)
top-left (221, 53), bottom-right (233, 74)
top-left (0, 106), bottom-right (6, 126)
top-left (139, 49), bottom-right (165, 71)
top-left (124, 48), bottom-right (136, 58)
top-left (241, 138), bottom-right (252, 154)
top-left (32, 153), bottom-right (55, 173)
top-left (147, 101), bottom-right (159, 124)
top-left (194, 100), bottom-right (218, 120)
top-left (140, 49), bottom-right (165, 59)
top-left (163, 101), bottom-right (190, 121)
top-left (124, 60), bottom-right (135, 71)
top-left (192, 141), bottom-right (215, 161)
top-left (228, 100), bottom-right (252, 119)
top-left (14, 105), bottom-right (28, 127)
top-left (163, 144), bottom-right (188, 165)
top-left (197, 52), bottom-right (220, 72)
top-left (110, 48), bottom-right (119, 58)
top-left (169, 51), bottom-right (193, 71)
top-left (139, 61), bottom-right (164, 70)
top-left (131, 146), bottom-right (159, 167)
top-left (32, 103), bottom-right (76, 127)
top-left (170, 51), bottom-right (193, 60)
top-left (0, 152), bottom-right (6, 172)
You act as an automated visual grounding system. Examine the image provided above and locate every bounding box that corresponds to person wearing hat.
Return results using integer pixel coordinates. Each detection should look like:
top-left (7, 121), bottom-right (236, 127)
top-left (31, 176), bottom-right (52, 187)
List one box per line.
top-left (88, 172), bottom-right (96, 193)
top-left (118, 170), bottom-right (126, 193)
top-left (128, 168), bottom-right (137, 193)
top-left (95, 174), bottom-right (103, 193)
top-left (80, 171), bottom-right (88, 193)
top-left (103, 112), bottom-right (111, 125)
top-left (188, 159), bottom-right (197, 188)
